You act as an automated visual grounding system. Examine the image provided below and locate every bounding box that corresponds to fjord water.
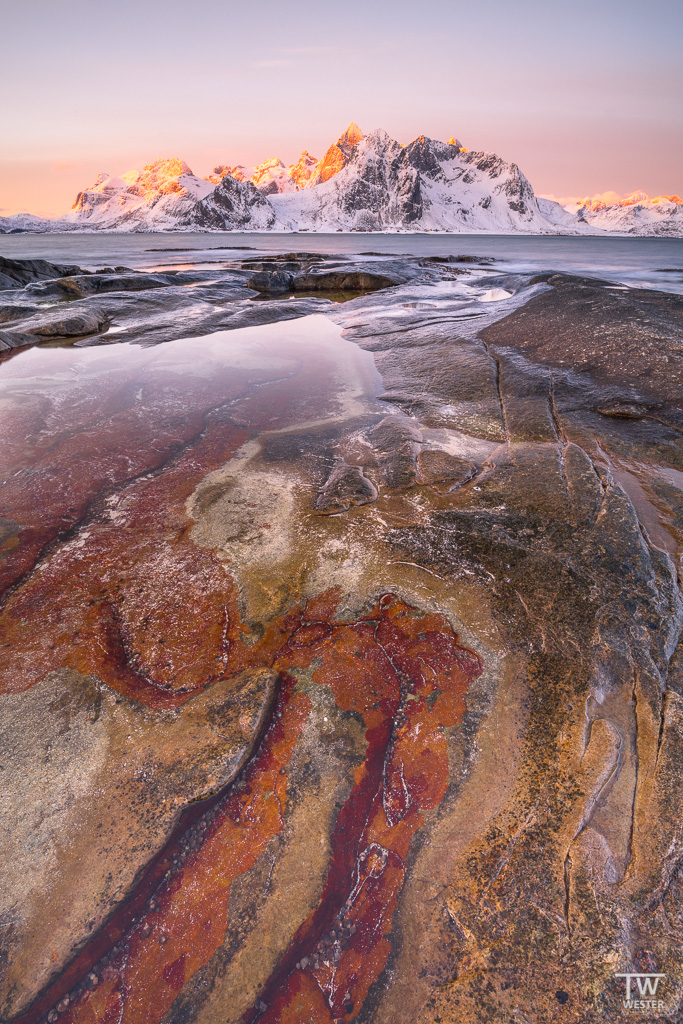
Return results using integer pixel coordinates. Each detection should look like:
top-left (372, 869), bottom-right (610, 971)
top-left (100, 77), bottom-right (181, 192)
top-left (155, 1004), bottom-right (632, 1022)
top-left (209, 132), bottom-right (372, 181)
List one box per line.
top-left (1, 232), bottom-right (682, 292)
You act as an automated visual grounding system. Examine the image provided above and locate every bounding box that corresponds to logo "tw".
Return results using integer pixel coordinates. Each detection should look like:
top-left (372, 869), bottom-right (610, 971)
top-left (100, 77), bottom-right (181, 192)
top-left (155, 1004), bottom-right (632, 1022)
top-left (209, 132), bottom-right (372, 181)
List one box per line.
top-left (615, 973), bottom-right (665, 1002)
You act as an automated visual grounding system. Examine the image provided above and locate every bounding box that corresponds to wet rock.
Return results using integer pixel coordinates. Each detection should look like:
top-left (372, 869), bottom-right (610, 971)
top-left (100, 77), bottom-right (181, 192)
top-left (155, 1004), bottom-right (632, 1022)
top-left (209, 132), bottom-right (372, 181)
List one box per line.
top-left (314, 461), bottom-right (378, 513)
top-left (0, 329), bottom-right (31, 351)
top-left (0, 255), bottom-right (82, 289)
top-left (480, 276), bottom-right (683, 415)
top-left (596, 400), bottom-right (658, 419)
top-left (368, 415), bottom-right (422, 490)
top-left (247, 270), bottom-right (294, 294)
top-left (0, 303), bottom-right (39, 323)
top-left (1, 257), bottom-right (682, 1024)
top-left (27, 272), bottom-right (170, 299)
top-left (0, 666), bottom-right (277, 1017)
top-left (416, 449), bottom-right (477, 489)
top-left (292, 271), bottom-right (399, 293)
top-left (4, 304), bottom-right (110, 342)
top-left (365, 334), bottom-right (506, 440)
top-left (246, 269), bottom-right (400, 297)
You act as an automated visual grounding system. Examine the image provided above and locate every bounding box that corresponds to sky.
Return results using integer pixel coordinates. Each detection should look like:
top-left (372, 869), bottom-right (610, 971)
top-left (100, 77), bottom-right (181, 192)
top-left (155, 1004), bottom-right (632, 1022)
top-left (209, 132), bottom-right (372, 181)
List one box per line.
top-left (1, 0), bottom-right (682, 217)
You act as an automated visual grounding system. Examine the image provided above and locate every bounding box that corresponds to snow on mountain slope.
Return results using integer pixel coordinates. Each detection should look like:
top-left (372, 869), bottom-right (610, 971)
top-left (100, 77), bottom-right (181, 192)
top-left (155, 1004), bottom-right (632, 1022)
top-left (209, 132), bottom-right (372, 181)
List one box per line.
top-left (536, 197), bottom-right (596, 233)
top-left (269, 130), bottom-right (558, 233)
top-left (576, 190), bottom-right (682, 211)
top-left (191, 174), bottom-right (277, 230)
top-left (10, 126), bottom-right (682, 235)
top-left (62, 159), bottom-right (215, 230)
top-left (207, 164), bottom-right (249, 184)
top-left (208, 123), bottom-right (361, 195)
top-left (250, 152), bottom-right (319, 194)
top-left (538, 191), bottom-right (683, 236)
top-left (0, 213), bottom-right (55, 234)
top-left (571, 192), bottom-right (683, 236)
top-left (206, 151), bottom-right (319, 195)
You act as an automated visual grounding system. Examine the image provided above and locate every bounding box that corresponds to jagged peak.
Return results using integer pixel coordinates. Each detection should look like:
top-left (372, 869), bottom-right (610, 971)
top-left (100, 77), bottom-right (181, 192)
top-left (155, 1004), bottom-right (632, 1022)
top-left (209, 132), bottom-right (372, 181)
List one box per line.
top-left (124, 157), bottom-right (194, 181)
top-left (311, 123), bottom-right (365, 185)
top-left (340, 121), bottom-right (363, 147)
top-left (294, 150), bottom-right (318, 164)
top-left (576, 190), bottom-right (683, 211)
top-left (119, 158), bottom-right (197, 199)
top-left (253, 157), bottom-right (286, 171)
top-left (357, 127), bottom-right (394, 148)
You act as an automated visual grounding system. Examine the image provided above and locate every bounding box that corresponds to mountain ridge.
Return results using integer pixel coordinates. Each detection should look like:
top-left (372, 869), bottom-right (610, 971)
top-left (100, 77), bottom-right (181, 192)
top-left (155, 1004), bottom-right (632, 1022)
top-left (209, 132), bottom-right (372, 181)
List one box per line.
top-left (2, 123), bottom-right (681, 236)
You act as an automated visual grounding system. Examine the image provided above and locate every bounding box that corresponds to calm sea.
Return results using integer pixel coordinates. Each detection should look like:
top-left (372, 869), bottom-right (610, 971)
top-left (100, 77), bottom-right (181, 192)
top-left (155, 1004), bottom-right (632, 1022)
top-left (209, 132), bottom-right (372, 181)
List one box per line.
top-left (1, 232), bottom-right (682, 293)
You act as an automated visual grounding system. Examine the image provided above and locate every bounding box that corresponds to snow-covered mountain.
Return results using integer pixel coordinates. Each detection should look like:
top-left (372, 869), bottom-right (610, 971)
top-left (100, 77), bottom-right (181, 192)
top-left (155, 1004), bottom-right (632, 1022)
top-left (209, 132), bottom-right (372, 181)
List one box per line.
top-left (268, 130), bottom-right (553, 232)
top-left (309, 122), bottom-right (363, 186)
top-left (0, 212), bottom-right (53, 234)
top-left (60, 158), bottom-right (216, 230)
top-left (1, 125), bottom-right (680, 235)
top-left (538, 190), bottom-right (683, 236)
top-left (570, 192), bottom-right (683, 236)
top-left (205, 123), bottom-right (363, 197)
top-left (207, 150), bottom-right (320, 195)
top-left (187, 127), bottom-right (559, 234)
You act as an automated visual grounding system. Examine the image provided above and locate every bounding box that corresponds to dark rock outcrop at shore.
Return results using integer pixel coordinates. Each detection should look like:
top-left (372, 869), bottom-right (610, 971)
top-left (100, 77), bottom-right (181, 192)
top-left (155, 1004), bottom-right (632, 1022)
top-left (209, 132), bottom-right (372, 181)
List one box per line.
top-left (0, 255), bottom-right (82, 289)
top-left (247, 268), bottom-right (400, 296)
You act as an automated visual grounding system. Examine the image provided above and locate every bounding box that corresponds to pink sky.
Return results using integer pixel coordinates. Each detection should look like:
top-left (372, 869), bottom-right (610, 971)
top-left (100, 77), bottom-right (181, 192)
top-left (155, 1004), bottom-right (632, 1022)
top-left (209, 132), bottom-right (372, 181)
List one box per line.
top-left (2, 0), bottom-right (681, 218)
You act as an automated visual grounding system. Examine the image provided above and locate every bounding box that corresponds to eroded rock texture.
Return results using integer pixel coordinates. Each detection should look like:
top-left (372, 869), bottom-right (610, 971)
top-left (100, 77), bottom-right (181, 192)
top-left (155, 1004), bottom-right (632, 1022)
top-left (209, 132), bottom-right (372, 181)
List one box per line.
top-left (0, 254), bottom-right (681, 1023)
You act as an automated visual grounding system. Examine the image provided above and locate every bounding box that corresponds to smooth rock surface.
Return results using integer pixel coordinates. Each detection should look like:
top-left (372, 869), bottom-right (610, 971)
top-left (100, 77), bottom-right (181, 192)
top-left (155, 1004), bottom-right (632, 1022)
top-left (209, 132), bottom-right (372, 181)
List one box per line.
top-left (0, 252), bottom-right (681, 1024)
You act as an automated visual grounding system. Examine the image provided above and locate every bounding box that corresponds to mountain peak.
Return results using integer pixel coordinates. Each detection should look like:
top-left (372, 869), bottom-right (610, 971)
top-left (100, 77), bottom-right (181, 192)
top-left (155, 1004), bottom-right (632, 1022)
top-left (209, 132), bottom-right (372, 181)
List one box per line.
top-left (313, 123), bottom-right (364, 185)
top-left (44, 125), bottom-right (683, 237)
top-left (120, 158), bottom-right (196, 200)
top-left (341, 121), bottom-right (363, 147)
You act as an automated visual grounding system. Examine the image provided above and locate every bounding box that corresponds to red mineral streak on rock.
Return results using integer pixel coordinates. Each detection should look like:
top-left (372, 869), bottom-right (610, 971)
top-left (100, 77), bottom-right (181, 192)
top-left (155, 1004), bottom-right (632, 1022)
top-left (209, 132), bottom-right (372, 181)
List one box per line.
top-left (46, 675), bottom-right (310, 1024)
top-left (0, 352), bottom-right (251, 600)
top-left (2, 329), bottom-right (484, 1024)
top-left (0, 332), bottom-right (345, 707)
top-left (37, 594), bottom-right (481, 1024)
top-left (250, 596), bottom-right (482, 1023)
top-left (0, 414), bottom-right (252, 704)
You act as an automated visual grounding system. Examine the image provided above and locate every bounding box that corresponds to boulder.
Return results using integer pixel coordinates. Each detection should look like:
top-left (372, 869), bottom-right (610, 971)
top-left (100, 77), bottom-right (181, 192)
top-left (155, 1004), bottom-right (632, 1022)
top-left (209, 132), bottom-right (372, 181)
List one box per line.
top-left (0, 255), bottom-right (82, 289)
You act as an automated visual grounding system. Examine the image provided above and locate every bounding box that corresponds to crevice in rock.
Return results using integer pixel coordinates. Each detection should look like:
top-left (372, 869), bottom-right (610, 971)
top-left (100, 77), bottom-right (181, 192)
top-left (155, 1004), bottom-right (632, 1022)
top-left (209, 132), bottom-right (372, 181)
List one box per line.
top-left (563, 852), bottom-right (572, 940)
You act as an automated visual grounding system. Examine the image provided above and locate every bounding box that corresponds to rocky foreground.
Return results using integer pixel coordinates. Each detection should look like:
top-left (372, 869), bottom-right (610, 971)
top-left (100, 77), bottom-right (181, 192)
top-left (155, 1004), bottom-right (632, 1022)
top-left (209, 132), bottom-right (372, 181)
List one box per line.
top-left (0, 252), bottom-right (682, 1023)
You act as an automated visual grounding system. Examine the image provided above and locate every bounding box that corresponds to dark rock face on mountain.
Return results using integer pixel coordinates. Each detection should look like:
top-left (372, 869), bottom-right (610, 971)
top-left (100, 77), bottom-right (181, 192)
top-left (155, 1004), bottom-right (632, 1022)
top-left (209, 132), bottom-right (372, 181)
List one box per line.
top-left (5, 125), bottom-right (682, 236)
top-left (404, 134), bottom-right (463, 177)
top-left (192, 175), bottom-right (277, 230)
top-left (270, 130), bottom-right (554, 232)
top-left (25, 126), bottom-right (574, 233)
top-left (0, 252), bottom-right (681, 1024)
top-left (310, 120), bottom-right (364, 185)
